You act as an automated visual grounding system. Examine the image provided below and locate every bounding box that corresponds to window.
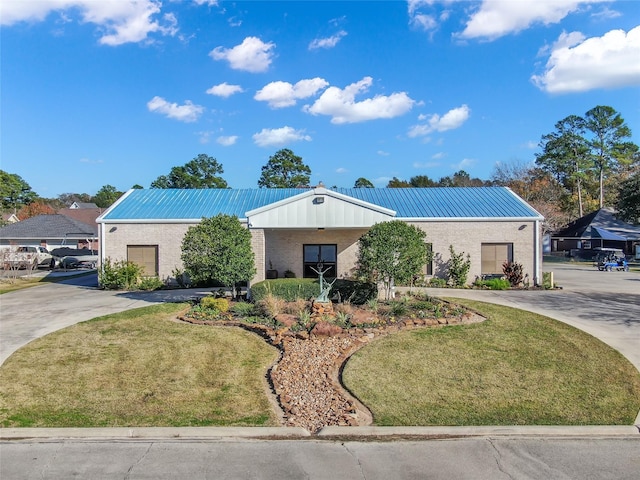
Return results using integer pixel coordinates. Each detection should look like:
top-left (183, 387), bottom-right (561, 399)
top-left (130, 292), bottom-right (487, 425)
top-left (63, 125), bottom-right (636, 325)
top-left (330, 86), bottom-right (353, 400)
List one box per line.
top-left (303, 244), bottom-right (337, 278)
top-left (425, 243), bottom-right (433, 276)
top-left (127, 245), bottom-right (158, 276)
top-left (481, 243), bottom-right (513, 275)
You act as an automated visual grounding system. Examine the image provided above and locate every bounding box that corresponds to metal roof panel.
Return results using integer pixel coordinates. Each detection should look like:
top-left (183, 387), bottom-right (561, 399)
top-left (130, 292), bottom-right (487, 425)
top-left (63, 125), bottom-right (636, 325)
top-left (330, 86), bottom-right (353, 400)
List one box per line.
top-left (99, 187), bottom-right (542, 221)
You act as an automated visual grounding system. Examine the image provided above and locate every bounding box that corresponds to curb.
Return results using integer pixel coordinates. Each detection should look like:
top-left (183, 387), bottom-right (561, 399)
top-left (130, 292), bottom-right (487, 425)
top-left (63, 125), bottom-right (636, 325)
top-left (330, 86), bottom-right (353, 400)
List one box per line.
top-left (1, 425), bottom-right (638, 441)
top-left (317, 425), bottom-right (640, 438)
top-left (0, 427), bottom-right (310, 441)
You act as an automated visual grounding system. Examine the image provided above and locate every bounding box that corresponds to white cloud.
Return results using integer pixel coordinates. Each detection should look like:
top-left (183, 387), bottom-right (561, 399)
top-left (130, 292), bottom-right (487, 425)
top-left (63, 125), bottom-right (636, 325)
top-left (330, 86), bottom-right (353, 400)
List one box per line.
top-left (147, 96), bottom-right (204, 122)
top-left (411, 13), bottom-right (438, 31)
top-left (252, 126), bottom-right (312, 147)
top-left (408, 104), bottom-right (470, 137)
top-left (210, 36), bottom-right (275, 73)
top-left (532, 26), bottom-right (640, 93)
top-left (413, 161), bottom-right (441, 168)
top-left (336, 167), bottom-right (348, 174)
top-left (80, 157), bottom-right (103, 164)
top-left (457, 0), bottom-right (605, 41)
top-left (0, 0), bottom-right (178, 46)
top-left (206, 82), bottom-right (244, 98)
top-left (217, 135), bottom-right (238, 146)
top-left (377, 150), bottom-right (390, 156)
top-left (255, 78), bottom-right (328, 108)
top-left (193, 0), bottom-right (218, 6)
top-left (304, 77), bottom-right (415, 124)
top-left (451, 158), bottom-right (476, 170)
top-left (309, 30), bottom-right (347, 50)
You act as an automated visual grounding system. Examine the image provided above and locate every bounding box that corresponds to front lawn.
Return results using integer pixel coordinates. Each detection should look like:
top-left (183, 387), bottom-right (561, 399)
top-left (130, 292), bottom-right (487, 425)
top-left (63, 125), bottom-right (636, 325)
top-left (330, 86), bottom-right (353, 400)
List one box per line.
top-left (342, 299), bottom-right (640, 426)
top-left (0, 303), bottom-right (279, 427)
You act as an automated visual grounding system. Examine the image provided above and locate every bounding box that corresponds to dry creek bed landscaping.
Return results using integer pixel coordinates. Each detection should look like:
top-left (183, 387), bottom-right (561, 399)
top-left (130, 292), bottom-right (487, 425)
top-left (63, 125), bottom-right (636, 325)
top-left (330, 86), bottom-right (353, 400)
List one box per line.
top-left (180, 302), bottom-right (484, 433)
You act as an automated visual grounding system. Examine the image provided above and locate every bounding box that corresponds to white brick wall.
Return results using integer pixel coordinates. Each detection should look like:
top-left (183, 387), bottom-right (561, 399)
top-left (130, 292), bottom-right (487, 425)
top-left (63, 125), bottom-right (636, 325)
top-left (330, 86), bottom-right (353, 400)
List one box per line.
top-left (101, 219), bottom-right (541, 286)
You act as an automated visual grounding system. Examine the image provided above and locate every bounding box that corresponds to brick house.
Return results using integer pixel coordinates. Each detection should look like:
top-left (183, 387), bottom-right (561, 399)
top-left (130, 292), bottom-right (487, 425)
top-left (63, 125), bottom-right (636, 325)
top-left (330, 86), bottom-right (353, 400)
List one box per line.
top-left (97, 185), bottom-right (544, 286)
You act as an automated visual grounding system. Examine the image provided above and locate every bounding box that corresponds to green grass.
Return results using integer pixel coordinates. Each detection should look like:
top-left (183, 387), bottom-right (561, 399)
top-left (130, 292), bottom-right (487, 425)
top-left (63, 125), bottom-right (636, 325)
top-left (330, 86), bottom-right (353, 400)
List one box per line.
top-left (342, 299), bottom-right (640, 426)
top-left (0, 303), bottom-right (279, 428)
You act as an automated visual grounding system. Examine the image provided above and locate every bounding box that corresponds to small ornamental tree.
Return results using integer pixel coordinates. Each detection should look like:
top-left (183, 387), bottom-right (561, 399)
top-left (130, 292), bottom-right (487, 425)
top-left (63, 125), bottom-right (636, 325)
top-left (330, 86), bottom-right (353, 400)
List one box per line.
top-left (181, 215), bottom-right (256, 294)
top-left (447, 245), bottom-right (471, 287)
top-left (356, 220), bottom-right (429, 300)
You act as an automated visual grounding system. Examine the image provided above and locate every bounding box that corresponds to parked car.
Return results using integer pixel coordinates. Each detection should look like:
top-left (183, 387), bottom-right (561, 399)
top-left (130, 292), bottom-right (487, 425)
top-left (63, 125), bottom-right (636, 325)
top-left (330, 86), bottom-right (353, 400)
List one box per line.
top-left (1, 246), bottom-right (57, 269)
top-left (51, 247), bottom-right (98, 269)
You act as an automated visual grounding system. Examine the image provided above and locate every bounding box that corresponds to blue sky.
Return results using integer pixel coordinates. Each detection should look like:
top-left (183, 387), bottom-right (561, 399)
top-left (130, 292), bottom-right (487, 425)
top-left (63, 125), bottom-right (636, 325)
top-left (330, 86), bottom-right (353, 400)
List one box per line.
top-left (2, 0), bottom-right (639, 198)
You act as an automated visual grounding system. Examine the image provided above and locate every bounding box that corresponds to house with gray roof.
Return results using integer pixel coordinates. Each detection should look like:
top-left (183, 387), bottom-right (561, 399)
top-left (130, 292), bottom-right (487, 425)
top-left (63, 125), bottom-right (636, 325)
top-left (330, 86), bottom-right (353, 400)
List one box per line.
top-left (0, 214), bottom-right (98, 251)
top-left (97, 185), bottom-right (544, 286)
top-left (551, 208), bottom-right (640, 258)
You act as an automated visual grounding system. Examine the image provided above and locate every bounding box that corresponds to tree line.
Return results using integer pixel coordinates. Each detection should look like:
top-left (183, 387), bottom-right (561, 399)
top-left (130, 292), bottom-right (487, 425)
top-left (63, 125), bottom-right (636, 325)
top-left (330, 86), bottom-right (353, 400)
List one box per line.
top-left (2, 105), bottom-right (638, 228)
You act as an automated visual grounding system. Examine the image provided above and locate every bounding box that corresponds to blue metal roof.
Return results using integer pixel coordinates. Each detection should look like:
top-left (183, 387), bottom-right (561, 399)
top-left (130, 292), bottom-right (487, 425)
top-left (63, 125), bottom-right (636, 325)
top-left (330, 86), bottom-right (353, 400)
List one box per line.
top-left (591, 226), bottom-right (627, 241)
top-left (99, 187), bottom-right (542, 221)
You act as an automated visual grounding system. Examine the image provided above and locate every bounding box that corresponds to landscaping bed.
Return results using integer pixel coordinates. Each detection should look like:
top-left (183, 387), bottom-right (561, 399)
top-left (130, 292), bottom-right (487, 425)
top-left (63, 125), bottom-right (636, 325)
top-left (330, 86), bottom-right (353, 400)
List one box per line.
top-left (180, 294), bottom-right (484, 432)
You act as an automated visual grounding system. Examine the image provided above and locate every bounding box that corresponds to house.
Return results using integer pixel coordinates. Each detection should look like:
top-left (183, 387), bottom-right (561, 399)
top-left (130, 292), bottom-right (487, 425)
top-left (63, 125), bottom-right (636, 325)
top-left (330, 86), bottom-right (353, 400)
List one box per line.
top-left (551, 208), bottom-right (640, 259)
top-left (1, 213), bottom-right (19, 225)
top-left (97, 186), bottom-right (544, 285)
top-left (69, 202), bottom-right (99, 209)
top-left (0, 214), bottom-right (98, 251)
top-left (56, 208), bottom-right (102, 250)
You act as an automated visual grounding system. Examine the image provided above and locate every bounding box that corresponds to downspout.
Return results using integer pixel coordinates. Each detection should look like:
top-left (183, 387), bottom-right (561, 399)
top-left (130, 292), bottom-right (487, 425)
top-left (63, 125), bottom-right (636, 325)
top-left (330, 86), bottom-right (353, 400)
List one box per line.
top-left (534, 220), bottom-right (541, 286)
top-left (99, 222), bottom-right (106, 269)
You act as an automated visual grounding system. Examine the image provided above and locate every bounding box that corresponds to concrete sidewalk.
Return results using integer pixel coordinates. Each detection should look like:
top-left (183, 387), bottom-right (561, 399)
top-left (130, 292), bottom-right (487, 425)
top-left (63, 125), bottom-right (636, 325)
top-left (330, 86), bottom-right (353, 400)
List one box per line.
top-left (1, 425), bottom-right (638, 441)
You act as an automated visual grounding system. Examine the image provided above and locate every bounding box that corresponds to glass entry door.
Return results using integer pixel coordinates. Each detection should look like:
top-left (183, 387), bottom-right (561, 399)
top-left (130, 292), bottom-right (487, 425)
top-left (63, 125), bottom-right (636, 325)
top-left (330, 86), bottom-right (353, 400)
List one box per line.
top-left (303, 244), bottom-right (337, 278)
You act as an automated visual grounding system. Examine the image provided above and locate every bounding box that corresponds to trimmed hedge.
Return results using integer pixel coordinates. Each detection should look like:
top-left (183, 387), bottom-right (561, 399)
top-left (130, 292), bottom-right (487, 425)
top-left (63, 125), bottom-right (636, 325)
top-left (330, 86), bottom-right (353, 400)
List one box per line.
top-left (250, 278), bottom-right (377, 305)
top-left (331, 279), bottom-right (377, 305)
top-left (250, 279), bottom-right (319, 302)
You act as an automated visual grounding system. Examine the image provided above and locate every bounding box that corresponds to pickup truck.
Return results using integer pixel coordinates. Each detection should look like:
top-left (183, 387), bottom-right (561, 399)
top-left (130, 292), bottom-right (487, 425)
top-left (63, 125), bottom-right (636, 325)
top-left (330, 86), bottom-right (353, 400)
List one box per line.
top-left (1, 246), bottom-right (57, 270)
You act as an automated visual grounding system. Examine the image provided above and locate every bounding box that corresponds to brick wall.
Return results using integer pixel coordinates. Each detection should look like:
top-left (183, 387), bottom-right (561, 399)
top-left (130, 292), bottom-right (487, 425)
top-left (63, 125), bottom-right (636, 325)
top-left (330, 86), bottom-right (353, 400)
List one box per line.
top-left (101, 222), bottom-right (195, 281)
top-left (263, 228), bottom-right (368, 279)
top-left (102, 219), bottom-right (541, 286)
top-left (408, 220), bottom-right (539, 283)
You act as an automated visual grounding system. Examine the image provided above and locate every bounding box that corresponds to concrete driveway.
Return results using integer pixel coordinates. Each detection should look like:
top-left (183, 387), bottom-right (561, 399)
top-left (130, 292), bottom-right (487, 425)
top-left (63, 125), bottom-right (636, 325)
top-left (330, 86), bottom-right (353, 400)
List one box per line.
top-left (423, 262), bottom-right (640, 373)
top-left (0, 273), bottom-right (210, 365)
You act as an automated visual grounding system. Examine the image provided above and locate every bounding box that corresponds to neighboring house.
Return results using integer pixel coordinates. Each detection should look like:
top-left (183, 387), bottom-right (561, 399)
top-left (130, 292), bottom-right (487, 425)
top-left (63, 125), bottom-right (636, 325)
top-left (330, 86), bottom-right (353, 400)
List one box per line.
top-left (57, 208), bottom-right (102, 250)
top-left (0, 214), bottom-right (98, 251)
top-left (551, 208), bottom-right (640, 259)
top-left (69, 202), bottom-right (99, 209)
top-left (97, 186), bottom-right (544, 285)
top-left (1, 213), bottom-right (19, 224)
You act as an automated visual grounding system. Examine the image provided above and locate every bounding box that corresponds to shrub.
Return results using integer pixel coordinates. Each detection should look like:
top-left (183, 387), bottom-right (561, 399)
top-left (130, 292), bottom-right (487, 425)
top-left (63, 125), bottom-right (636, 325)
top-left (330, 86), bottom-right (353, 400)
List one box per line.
top-left (283, 270), bottom-right (296, 278)
top-left (474, 278), bottom-right (510, 290)
top-left (230, 301), bottom-right (256, 317)
top-left (447, 246), bottom-right (471, 287)
top-left (331, 279), bottom-right (377, 305)
top-left (502, 261), bottom-right (524, 287)
top-left (200, 297), bottom-right (229, 313)
top-left (428, 277), bottom-right (447, 288)
top-left (283, 298), bottom-right (309, 315)
top-left (138, 276), bottom-right (164, 291)
top-left (256, 293), bottom-right (287, 318)
top-left (99, 258), bottom-right (143, 290)
top-left (250, 279), bottom-right (319, 302)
